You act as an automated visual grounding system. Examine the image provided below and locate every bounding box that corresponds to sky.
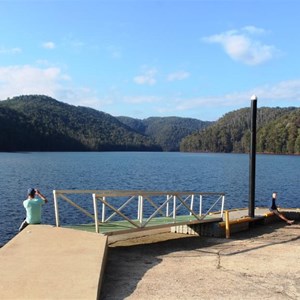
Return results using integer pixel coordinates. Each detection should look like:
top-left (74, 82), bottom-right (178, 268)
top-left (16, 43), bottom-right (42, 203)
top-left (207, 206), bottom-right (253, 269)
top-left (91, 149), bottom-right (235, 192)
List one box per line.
top-left (0, 0), bottom-right (300, 121)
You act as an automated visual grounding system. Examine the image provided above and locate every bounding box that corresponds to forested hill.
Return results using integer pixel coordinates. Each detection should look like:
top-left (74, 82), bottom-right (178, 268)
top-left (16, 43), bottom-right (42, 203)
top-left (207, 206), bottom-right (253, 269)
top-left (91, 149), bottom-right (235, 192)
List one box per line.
top-left (2, 95), bottom-right (298, 154)
top-left (0, 95), bottom-right (210, 152)
top-left (180, 107), bottom-right (300, 154)
top-left (0, 95), bottom-right (160, 151)
top-left (117, 116), bottom-right (212, 151)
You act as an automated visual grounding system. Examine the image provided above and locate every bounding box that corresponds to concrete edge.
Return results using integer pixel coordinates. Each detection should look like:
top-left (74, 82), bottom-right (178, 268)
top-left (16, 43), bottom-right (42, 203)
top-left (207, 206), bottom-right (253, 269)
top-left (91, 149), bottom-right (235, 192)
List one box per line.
top-left (0, 225), bottom-right (108, 300)
top-left (97, 234), bottom-right (108, 299)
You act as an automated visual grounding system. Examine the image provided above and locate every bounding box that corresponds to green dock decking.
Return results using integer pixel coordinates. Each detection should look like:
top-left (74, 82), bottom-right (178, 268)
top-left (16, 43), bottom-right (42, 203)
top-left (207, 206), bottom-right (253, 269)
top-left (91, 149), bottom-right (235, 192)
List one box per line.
top-left (65, 214), bottom-right (223, 235)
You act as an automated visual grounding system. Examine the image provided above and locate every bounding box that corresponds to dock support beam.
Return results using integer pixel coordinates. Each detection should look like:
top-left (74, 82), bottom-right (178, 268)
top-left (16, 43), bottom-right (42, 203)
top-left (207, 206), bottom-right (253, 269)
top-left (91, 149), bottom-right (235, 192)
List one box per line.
top-left (249, 95), bottom-right (257, 218)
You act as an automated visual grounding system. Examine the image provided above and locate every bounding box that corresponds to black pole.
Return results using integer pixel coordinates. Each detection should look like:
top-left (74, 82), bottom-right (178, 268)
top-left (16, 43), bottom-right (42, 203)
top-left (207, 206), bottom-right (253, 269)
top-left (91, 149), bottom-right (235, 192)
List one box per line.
top-left (249, 95), bottom-right (257, 218)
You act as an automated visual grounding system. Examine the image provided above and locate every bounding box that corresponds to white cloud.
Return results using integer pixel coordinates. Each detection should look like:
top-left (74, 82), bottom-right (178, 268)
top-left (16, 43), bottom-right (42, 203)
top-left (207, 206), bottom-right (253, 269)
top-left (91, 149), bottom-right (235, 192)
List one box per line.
top-left (58, 87), bottom-right (105, 109)
top-left (172, 79), bottom-right (300, 113)
top-left (242, 26), bottom-right (267, 35)
top-left (0, 65), bottom-right (68, 98)
top-left (1, 64), bottom-right (299, 121)
top-left (128, 78), bottom-right (300, 120)
top-left (0, 64), bottom-right (111, 111)
top-left (133, 68), bottom-right (157, 85)
top-left (0, 46), bottom-right (22, 54)
top-left (42, 42), bottom-right (56, 49)
top-left (203, 26), bottom-right (278, 65)
top-left (167, 71), bottom-right (190, 82)
top-left (250, 79), bottom-right (300, 101)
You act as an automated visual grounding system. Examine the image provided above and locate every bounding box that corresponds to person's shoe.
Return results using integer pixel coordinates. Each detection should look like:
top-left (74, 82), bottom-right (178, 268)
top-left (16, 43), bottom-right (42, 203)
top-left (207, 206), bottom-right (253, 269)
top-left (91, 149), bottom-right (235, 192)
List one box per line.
top-left (287, 220), bottom-right (295, 225)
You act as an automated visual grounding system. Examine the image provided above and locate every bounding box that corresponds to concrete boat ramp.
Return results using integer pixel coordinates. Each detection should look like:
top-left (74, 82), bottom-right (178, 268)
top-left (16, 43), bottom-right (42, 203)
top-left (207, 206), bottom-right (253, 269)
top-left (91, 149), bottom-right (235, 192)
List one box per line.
top-left (0, 226), bottom-right (107, 300)
top-left (0, 207), bottom-right (298, 299)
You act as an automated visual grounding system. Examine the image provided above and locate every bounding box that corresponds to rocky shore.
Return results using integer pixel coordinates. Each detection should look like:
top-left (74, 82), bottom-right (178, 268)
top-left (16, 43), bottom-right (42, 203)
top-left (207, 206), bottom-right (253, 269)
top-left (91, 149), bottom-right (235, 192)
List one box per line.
top-left (100, 221), bottom-right (300, 299)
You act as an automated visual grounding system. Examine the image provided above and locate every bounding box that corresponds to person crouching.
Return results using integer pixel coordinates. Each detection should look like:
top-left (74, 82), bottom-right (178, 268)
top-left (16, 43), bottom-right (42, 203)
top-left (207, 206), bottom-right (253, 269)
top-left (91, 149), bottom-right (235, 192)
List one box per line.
top-left (19, 188), bottom-right (48, 231)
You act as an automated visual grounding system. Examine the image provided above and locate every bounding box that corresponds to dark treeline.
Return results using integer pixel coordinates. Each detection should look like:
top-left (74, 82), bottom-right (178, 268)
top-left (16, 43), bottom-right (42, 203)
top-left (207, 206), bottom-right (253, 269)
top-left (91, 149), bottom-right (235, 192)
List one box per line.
top-left (180, 107), bottom-right (300, 154)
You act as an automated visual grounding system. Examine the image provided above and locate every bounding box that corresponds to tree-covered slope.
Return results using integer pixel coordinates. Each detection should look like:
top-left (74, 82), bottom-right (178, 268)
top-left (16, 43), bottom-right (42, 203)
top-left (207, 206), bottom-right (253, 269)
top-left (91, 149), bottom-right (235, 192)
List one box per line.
top-left (117, 116), bottom-right (212, 151)
top-left (2, 95), bottom-right (298, 154)
top-left (180, 107), bottom-right (300, 154)
top-left (257, 108), bottom-right (300, 154)
top-left (0, 95), bottom-right (160, 151)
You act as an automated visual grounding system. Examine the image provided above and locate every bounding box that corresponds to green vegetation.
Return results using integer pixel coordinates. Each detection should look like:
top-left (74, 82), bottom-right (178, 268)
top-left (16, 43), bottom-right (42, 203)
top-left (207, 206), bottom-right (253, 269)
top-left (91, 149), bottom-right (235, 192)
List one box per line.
top-left (117, 116), bottom-right (212, 151)
top-left (180, 107), bottom-right (300, 154)
top-left (1, 95), bottom-right (299, 154)
top-left (0, 95), bottom-right (160, 151)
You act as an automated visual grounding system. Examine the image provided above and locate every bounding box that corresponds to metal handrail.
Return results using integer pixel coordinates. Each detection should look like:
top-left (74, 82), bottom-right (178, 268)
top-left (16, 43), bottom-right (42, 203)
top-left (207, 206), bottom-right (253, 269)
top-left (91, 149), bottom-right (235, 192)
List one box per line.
top-left (53, 190), bottom-right (225, 233)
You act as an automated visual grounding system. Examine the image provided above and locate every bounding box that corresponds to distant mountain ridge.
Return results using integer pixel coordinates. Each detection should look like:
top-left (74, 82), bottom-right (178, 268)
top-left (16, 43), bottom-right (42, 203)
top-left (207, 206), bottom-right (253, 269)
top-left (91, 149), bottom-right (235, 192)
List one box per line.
top-left (117, 116), bottom-right (212, 151)
top-left (0, 95), bottom-right (160, 151)
top-left (2, 95), bottom-right (299, 154)
top-left (0, 95), bottom-right (210, 152)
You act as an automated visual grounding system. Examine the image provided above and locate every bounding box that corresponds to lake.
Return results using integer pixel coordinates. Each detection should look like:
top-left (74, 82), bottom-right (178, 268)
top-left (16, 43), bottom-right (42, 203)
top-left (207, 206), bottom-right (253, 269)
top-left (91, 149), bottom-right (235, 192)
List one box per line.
top-left (0, 152), bottom-right (299, 245)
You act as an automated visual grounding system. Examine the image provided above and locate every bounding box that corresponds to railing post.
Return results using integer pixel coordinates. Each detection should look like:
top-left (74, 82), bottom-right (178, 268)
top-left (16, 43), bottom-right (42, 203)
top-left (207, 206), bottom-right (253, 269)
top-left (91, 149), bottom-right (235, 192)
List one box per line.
top-left (173, 196), bottom-right (176, 220)
top-left (166, 195), bottom-right (169, 217)
top-left (137, 195), bottom-right (140, 220)
top-left (221, 195), bottom-right (225, 218)
top-left (199, 194), bottom-right (203, 216)
top-left (53, 190), bottom-right (60, 227)
top-left (190, 194), bottom-right (194, 216)
top-left (139, 195), bottom-right (144, 223)
top-left (93, 194), bottom-right (99, 233)
top-left (102, 197), bottom-right (106, 222)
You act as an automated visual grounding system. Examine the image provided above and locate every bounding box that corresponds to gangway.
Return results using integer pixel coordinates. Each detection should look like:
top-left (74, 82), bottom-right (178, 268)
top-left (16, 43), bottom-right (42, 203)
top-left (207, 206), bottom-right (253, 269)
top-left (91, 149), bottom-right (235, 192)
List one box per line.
top-left (53, 190), bottom-right (225, 235)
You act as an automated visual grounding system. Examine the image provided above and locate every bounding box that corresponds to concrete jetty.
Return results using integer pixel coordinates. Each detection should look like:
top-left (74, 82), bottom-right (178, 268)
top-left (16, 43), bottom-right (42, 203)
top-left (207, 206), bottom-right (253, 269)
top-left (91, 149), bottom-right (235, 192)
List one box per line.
top-left (0, 225), bottom-right (107, 299)
top-left (0, 207), bottom-right (299, 299)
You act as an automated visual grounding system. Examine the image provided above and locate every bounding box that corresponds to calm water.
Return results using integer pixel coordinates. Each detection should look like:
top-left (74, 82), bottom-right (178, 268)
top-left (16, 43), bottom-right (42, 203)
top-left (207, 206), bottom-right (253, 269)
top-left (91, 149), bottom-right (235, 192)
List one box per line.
top-left (0, 152), bottom-right (299, 245)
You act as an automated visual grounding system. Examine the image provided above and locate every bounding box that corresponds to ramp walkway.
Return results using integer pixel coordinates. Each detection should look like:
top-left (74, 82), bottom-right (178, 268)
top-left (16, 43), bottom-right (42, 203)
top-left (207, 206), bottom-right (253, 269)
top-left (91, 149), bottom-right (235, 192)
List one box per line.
top-left (0, 225), bottom-right (107, 300)
top-left (53, 190), bottom-right (226, 235)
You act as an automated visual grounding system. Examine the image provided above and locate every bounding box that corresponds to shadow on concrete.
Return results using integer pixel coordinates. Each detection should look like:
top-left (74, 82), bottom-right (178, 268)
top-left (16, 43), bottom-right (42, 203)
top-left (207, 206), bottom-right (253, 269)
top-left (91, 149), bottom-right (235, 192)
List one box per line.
top-left (223, 221), bottom-right (300, 256)
top-left (99, 221), bottom-right (299, 299)
top-left (99, 234), bottom-right (228, 299)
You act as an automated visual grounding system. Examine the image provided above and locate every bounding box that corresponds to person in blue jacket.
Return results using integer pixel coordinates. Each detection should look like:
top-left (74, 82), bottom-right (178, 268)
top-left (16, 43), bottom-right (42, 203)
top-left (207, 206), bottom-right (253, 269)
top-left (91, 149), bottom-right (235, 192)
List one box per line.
top-left (269, 192), bottom-right (294, 225)
top-left (19, 188), bottom-right (48, 231)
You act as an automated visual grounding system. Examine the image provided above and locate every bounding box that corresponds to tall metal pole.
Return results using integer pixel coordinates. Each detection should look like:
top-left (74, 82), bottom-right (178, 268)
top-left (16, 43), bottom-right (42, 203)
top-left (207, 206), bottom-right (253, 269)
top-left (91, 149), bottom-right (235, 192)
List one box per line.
top-left (249, 95), bottom-right (257, 218)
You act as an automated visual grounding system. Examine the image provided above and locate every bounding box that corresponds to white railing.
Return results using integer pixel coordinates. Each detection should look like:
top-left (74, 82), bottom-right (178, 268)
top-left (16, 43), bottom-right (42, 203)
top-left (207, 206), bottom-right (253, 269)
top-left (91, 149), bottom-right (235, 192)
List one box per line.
top-left (53, 190), bottom-right (225, 234)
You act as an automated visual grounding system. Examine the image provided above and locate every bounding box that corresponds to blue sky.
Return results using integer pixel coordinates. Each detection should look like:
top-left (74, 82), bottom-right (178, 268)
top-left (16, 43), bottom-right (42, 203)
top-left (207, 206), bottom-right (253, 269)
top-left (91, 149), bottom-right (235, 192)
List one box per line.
top-left (1, 0), bottom-right (300, 121)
